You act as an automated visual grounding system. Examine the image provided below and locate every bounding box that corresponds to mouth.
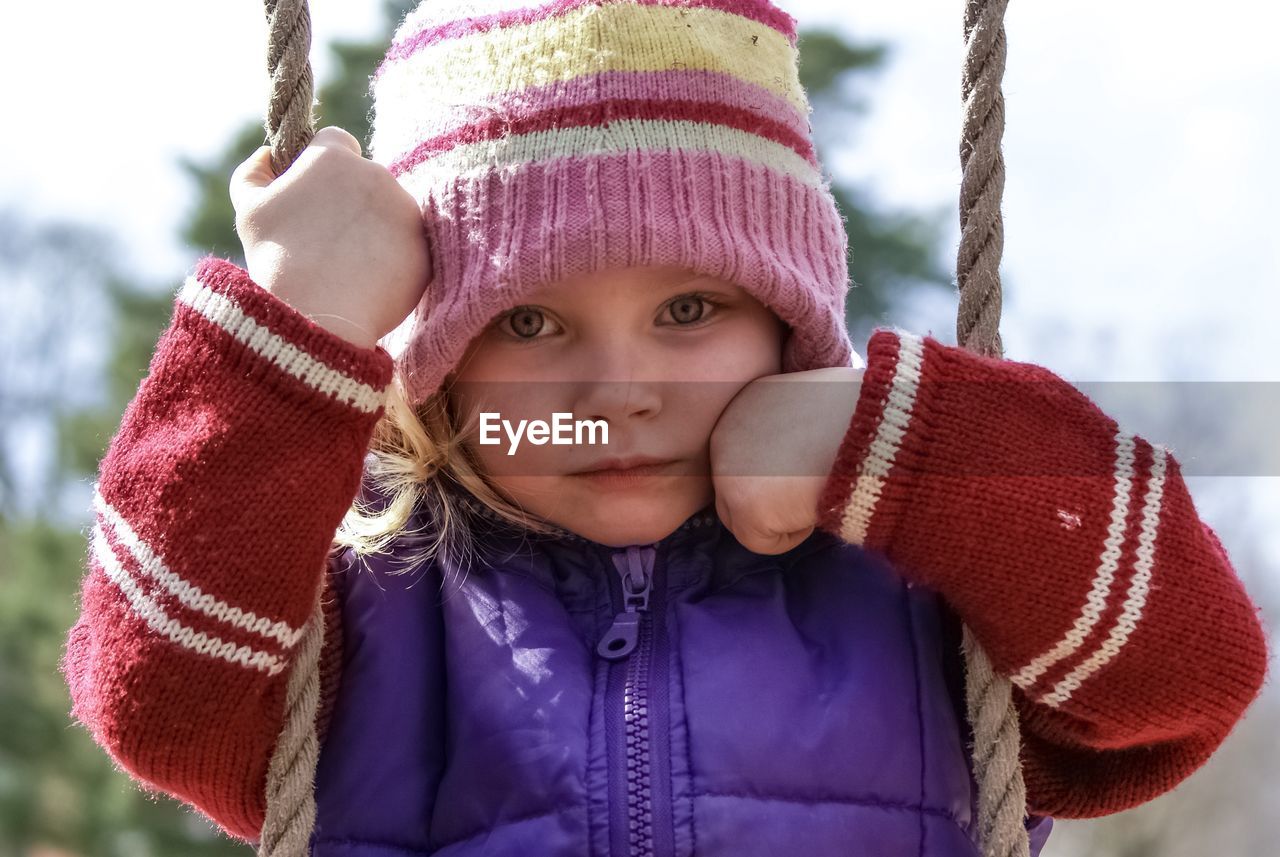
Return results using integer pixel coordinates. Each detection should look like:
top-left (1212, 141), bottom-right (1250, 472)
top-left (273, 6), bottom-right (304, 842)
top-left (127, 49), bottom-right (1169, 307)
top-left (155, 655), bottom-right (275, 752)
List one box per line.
top-left (572, 456), bottom-right (677, 475)
top-left (571, 457), bottom-right (680, 486)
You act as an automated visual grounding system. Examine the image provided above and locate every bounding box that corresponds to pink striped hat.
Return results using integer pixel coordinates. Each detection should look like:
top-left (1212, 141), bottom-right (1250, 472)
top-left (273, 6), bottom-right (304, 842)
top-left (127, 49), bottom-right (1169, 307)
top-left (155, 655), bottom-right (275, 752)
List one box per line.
top-left (369, 0), bottom-right (856, 405)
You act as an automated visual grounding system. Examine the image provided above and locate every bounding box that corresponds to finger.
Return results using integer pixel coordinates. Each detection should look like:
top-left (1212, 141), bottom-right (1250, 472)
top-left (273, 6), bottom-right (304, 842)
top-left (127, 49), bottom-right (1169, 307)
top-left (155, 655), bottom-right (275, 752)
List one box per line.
top-left (750, 527), bottom-right (809, 556)
top-left (228, 145), bottom-right (276, 213)
top-left (310, 125), bottom-right (364, 158)
top-left (780, 525), bottom-right (815, 553)
top-left (731, 515), bottom-right (813, 556)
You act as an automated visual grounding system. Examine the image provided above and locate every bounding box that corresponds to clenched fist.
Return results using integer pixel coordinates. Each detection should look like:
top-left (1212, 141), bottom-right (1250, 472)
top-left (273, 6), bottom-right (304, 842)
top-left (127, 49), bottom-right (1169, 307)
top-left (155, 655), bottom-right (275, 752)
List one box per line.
top-left (710, 366), bottom-right (865, 554)
top-left (229, 125), bottom-right (432, 349)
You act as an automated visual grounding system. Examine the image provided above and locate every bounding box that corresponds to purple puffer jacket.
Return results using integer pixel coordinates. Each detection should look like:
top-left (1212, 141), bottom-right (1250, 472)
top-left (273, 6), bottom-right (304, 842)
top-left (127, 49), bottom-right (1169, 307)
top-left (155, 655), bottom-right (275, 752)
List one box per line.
top-left (310, 491), bottom-right (1054, 856)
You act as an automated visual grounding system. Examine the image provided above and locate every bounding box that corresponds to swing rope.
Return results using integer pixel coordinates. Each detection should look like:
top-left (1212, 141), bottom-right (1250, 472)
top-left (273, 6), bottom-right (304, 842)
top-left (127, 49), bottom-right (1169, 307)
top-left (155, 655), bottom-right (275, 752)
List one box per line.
top-left (254, 1), bottom-right (1030, 855)
top-left (263, 0), bottom-right (316, 177)
top-left (956, 1), bottom-right (1032, 856)
top-left (256, 7), bottom-right (324, 856)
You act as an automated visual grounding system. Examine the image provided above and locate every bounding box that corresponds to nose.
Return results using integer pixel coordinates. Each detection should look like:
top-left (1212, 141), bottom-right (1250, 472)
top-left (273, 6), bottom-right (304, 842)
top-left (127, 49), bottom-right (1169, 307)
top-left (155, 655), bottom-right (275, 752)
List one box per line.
top-left (569, 340), bottom-right (663, 424)
top-left (573, 378), bottom-right (662, 425)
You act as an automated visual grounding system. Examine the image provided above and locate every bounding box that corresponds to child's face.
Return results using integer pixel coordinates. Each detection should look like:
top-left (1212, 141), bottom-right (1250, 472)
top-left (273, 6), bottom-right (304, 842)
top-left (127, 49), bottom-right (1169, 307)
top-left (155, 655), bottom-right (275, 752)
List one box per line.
top-left (447, 265), bottom-right (788, 547)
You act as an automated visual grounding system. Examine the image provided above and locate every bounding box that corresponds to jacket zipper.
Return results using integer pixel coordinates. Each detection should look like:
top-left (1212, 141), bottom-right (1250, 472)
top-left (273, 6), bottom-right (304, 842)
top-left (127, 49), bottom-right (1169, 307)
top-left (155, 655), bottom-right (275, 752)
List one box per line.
top-left (597, 544), bottom-right (672, 857)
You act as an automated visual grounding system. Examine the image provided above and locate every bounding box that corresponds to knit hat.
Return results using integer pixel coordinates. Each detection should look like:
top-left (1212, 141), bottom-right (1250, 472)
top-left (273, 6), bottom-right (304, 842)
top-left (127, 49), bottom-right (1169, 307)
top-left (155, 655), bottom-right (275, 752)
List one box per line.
top-left (369, 0), bottom-right (856, 405)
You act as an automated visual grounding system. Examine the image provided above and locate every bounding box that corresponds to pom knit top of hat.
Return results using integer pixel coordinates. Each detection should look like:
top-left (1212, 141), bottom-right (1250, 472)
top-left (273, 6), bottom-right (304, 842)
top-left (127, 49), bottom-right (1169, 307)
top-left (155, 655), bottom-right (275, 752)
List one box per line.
top-left (369, 0), bottom-right (856, 405)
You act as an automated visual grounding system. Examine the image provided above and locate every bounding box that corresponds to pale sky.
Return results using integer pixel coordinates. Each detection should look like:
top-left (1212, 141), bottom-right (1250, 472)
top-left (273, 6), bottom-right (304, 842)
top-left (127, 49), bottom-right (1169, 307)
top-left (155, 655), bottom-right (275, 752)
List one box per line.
top-left (3, 1), bottom-right (1278, 566)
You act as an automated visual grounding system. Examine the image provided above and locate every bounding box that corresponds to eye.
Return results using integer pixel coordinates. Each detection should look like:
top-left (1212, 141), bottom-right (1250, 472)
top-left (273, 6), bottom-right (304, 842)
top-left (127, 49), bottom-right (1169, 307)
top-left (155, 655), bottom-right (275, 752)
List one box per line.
top-left (493, 306), bottom-right (560, 341)
top-left (662, 293), bottom-right (723, 326)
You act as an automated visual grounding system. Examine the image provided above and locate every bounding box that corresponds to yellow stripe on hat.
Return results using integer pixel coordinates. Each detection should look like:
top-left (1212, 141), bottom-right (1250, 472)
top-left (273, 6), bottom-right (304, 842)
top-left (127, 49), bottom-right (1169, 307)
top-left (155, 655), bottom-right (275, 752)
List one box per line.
top-left (372, 1), bottom-right (808, 136)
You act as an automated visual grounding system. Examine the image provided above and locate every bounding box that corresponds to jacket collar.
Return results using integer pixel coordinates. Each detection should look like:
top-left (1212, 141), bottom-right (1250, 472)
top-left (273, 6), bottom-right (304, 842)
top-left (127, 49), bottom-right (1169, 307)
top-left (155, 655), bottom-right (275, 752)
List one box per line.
top-left (446, 482), bottom-right (721, 554)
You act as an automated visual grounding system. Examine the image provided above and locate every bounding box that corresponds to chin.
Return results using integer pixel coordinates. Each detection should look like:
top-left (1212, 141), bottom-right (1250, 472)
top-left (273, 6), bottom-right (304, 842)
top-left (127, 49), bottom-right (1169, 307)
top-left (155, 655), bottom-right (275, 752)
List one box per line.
top-left (569, 519), bottom-right (686, 549)
top-left (540, 482), bottom-right (710, 547)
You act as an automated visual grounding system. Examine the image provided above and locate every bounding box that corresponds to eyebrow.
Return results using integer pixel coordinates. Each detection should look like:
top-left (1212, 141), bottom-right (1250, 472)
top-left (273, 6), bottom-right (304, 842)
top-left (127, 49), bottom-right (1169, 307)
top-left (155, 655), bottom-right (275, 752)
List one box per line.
top-left (665, 274), bottom-right (738, 292)
top-left (518, 272), bottom-right (740, 307)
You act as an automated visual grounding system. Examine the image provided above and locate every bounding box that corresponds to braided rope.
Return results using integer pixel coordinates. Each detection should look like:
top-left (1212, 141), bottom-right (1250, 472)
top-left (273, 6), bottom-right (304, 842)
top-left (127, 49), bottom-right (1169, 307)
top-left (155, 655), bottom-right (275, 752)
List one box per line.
top-left (964, 624), bottom-right (1031, 857)
top-left (956, 2), bottom-right (1031, 855)
top-left (263, 0), bottom-right (316, 177)
top-left (257, 2), bottom-right (322, 854)
top-left (258, 592), bottom-right (324, 856)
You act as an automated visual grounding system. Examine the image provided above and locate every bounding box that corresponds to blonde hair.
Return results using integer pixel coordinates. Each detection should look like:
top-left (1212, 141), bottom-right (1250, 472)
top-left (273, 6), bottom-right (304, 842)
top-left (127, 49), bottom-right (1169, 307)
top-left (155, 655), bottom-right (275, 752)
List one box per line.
top-left (330, 369), bottom-right (562, 580)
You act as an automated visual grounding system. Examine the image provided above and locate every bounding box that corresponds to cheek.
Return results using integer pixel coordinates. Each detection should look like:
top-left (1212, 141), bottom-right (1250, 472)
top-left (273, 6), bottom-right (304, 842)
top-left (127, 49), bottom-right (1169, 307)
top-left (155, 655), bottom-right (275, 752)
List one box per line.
top-left (677, 314), bottom-right (784, 436)
top-left (772, 316), bottom-right (791, 369)
top-left (715, 313), bottom-right (787, 379)
top-left (452, 383), bottom-right (565, 477)
top-left (763, 312), bottom-right (789, 371)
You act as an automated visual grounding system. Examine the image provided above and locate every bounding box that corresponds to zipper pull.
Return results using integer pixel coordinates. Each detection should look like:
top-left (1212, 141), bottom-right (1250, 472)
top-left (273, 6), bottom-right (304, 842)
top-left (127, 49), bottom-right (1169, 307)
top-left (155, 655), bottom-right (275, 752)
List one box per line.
top-left (597, 546), bottom-right (654, 660)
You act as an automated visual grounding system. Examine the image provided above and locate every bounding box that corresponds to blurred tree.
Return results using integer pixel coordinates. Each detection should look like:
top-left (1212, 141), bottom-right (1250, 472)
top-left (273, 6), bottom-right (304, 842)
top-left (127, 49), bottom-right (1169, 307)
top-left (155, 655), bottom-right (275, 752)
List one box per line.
top-left (796, 31), bottom-right (954, 336)
top-left (4, 4), bottom-right (417, 854)
top-left (179, 0), bottom-right (417, 265)
top-left (0, 228), bottom-right (248, 853)
top-left (0, 516), bottom-right (257, 856)
top-left (0, 211), bottom-right (116, 521)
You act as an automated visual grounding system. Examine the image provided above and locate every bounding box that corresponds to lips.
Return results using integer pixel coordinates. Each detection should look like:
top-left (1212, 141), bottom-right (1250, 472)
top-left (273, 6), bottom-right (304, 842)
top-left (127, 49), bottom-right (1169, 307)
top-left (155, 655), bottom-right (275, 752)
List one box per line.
top-left (573, 456), bottom-right (675, 474)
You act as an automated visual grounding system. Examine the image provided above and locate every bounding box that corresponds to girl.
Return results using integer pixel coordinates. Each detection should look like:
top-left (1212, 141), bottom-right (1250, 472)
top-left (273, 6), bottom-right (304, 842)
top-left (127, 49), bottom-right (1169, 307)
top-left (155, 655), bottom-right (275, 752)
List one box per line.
top-left (61, 1), bottom-right (1269, 855)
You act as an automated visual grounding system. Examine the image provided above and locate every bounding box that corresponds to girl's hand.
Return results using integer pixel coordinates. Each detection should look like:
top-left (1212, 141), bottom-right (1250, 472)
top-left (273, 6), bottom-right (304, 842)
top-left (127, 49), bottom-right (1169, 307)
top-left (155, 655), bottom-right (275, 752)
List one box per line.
top-left (228, 125), bottom-right (432, 349)
top-left (709, 366), bottom-right (864, 554)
